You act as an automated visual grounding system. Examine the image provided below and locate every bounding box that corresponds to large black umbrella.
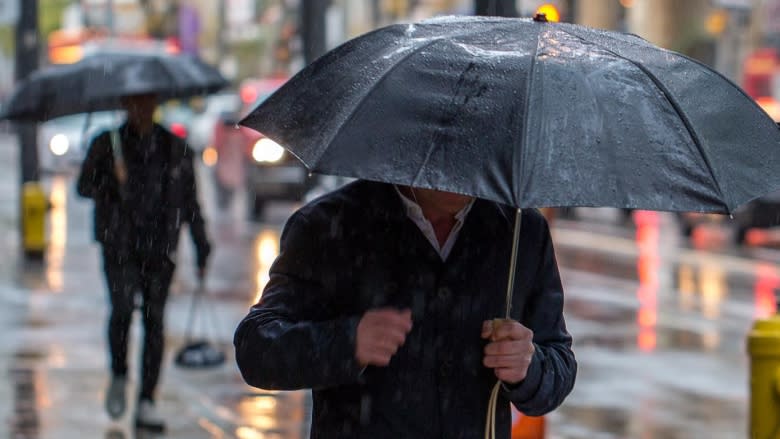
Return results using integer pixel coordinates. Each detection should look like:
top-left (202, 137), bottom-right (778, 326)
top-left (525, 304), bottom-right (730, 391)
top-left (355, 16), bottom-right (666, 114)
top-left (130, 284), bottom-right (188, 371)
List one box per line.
top-left (241, 15), bottom-right (780, 215)
top-left (1, 52), bottom-right (228, 122)
top-left (241, 16), bottom-right (780, 439)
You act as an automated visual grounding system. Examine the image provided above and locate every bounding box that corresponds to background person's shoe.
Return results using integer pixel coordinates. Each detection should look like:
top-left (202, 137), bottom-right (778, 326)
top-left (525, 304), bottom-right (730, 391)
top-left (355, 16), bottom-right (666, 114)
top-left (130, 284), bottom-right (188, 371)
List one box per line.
top-left (105, 375), bottom-right (127, 419)
top-left (135, 400), bottom-right (165, 432)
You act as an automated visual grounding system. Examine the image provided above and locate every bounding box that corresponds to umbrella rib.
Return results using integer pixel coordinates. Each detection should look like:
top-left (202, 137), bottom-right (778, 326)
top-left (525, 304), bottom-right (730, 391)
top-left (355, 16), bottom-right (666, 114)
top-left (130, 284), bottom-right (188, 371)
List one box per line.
top-left (560, 30), bottom-right (730, 211)
top-left (312, 38), bottom-right (445, 170)
top-left (516, 28), bottom-right (542, 208)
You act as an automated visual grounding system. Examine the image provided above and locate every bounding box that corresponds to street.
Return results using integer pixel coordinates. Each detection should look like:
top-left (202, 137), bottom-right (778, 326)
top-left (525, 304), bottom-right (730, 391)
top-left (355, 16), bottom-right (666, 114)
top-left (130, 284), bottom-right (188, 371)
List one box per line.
top-left (0, 131), bottom-right (778, 439)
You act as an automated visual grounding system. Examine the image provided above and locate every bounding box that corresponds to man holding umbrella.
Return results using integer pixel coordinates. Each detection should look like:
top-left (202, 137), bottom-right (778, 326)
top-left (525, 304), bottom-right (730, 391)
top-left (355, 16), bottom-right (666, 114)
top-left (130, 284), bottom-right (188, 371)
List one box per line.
top-left (234, 181), bottom-right (576, 438)
top-left (77, 92), bottom-right (211, 431)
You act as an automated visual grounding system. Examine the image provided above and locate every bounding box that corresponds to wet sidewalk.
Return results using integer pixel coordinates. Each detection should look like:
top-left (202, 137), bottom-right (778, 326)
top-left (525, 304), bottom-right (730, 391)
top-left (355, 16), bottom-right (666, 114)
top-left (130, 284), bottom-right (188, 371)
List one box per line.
top-left (0, 134), bottom-right (310, 439)
top-left (1, 131), bottom-right (777, 438)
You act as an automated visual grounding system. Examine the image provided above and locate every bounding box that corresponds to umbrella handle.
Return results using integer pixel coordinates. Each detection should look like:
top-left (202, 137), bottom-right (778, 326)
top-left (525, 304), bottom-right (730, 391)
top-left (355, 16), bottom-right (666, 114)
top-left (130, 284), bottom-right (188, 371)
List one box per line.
top-left (485, 208), bottom-right (523, 439)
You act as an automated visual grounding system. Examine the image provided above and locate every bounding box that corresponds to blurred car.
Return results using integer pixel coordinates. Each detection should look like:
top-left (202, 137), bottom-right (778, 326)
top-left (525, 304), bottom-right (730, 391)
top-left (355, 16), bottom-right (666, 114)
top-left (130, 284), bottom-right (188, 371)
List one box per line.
top-left (206, 77), bottom-right (313, 219)
top-left (188, 93), bottom-right (242, 153)
top-left (37, 111), bottom-right (124, 173)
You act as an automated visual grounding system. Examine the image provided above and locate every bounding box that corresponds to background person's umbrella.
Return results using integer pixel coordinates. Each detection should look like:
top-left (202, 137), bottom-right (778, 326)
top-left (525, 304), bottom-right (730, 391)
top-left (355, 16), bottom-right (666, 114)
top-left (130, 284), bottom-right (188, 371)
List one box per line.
top-left (0, 52), bottom-right (228, 122)
top-left (241, 15), bottom-right (780, 215)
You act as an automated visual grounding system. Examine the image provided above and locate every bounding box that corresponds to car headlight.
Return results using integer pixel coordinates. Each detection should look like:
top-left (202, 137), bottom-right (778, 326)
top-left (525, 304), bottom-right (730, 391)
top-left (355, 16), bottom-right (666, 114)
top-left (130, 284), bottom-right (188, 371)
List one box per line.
top-left (252, 138), bottom-right (285, 163)
top-left (49, 134), bottom-right (70, 156)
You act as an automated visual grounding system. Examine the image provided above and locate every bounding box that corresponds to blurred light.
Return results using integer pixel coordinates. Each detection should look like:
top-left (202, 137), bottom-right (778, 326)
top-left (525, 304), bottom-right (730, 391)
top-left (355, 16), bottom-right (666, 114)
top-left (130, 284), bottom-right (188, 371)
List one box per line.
top-left (253, 230), bottom-right (280, 304)
top-left (637, 306), bottom-right (657, 327)
top-left (49, 44), bottom-right (84, 64)
top-left (202, 146), bottom-right (218, 167)
top-left (165, 37), bottom-right (181, 54)
top-left (635, 210), bottom-right (659, 352)
top-left (744, 50), bottom-right (776, 76)
top-left (742, 49), bottom-right (778, 102)
top-left (535, 4), bottom-right (560, 22)
top-left (706, 10), bottom-right (729, 36)
top-left (236, 426), bottom-right (265, 439)
top-left (637, 329), bottom-right (656, 352)
top-left (700, 265), bottom-right (726, 320)
top-left (170, 122), bottom-right (188, 139)
top-left (47, 177), bottom-right (67, 293)
top-left (754, 263), bottom-right (780, 319)
top-left (252, 138), bottom-right (285, 163)
top-left (49, 134), bottom-right (70, 156)
top-left (755, 97), bottom-right (780, 122)
top-left (619, 0), bottom-right (634, 7)
top-left (241, 86), bottom-right (258, 105)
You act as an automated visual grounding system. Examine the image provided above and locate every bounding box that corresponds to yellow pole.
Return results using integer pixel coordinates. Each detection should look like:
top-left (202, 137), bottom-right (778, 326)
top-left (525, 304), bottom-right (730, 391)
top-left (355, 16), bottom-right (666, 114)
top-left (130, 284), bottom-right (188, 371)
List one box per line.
top-left (748, 314), bottom-right (780, 438)
top-left (21, 182), bottom-right (48, 258)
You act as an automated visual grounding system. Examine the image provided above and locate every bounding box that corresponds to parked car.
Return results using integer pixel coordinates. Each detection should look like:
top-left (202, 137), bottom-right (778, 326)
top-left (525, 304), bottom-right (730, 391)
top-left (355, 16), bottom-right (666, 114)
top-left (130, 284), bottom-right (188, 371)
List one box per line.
top-left (207, 77), bottom-right (313, 219)
top-left (37, 111), bottom-right (124, 173)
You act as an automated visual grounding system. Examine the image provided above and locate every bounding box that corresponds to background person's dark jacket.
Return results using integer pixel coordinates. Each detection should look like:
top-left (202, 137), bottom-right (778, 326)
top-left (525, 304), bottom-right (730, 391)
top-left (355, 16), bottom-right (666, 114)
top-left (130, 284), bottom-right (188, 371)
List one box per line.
top-left (77, 123), bottom-right (210, 268)
top-left (234, 180), bottom-right (576, 439)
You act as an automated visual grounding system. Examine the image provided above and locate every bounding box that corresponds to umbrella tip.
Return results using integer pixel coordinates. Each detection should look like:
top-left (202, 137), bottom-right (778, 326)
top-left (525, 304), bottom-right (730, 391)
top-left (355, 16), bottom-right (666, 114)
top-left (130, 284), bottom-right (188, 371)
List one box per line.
top-left (533, 12), bottom-right (549, 23)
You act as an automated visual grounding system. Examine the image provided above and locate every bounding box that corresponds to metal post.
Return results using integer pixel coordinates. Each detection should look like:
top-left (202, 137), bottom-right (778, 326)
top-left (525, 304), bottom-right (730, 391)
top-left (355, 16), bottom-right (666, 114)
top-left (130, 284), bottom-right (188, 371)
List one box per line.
top-left (15, 0), bottom-right (39, 185)
top-left (15, 0), bottom-right (42, 260)
top-left (301, 0), bottom-right (330, 65)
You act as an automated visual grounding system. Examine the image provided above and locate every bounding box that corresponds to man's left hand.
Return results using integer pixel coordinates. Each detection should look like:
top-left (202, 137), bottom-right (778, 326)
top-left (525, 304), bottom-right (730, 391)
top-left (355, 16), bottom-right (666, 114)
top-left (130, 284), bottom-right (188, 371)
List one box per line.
top-left (481, 319), bottom-right (535, 385)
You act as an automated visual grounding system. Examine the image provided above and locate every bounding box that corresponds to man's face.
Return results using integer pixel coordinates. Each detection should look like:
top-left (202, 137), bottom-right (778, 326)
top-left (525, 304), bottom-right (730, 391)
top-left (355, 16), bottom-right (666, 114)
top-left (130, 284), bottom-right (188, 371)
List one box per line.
top-left (411, 187), bottom-right (474, 216)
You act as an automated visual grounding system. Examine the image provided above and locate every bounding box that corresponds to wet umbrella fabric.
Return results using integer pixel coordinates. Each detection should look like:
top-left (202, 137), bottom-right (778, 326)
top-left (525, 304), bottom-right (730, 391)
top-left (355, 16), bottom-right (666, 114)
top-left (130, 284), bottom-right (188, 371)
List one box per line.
top-left (1, 53), bottom-right (228, 122)
top-left (241, 15), bottom-right (780, 214)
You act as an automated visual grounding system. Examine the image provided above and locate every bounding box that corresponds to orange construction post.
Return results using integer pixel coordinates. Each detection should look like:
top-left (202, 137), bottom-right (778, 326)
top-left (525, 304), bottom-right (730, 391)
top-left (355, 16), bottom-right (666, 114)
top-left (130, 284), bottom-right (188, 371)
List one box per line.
top-left (512, 414), bottom-right (546, 439)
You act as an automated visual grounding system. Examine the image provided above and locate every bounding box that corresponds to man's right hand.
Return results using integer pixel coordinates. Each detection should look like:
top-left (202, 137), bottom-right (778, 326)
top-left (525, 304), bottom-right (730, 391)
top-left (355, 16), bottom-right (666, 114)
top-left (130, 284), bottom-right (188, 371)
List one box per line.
top-left (355, 308), bottom-right (413, 367)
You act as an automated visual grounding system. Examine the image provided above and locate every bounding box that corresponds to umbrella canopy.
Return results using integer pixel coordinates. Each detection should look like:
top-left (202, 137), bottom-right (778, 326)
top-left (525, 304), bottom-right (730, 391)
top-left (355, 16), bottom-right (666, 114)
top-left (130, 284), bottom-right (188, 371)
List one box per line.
top-left (241, 15), bottom-right (780, 214)
top-left (1, 52), bottom-right (228, 122)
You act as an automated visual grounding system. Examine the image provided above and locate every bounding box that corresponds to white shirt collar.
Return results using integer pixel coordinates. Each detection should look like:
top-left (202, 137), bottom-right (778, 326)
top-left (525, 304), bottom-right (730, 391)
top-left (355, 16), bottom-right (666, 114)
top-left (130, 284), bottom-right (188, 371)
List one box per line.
top-left (394, 186), bottom-right (474, 260)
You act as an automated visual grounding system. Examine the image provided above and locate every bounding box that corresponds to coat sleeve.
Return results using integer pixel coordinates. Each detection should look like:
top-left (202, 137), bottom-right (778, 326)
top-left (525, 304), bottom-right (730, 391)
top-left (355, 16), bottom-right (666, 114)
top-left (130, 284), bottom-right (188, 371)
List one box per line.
top-left (233, 210), bottom-right (365, 391)
top-left (77, 133), bottom-right (117, 201)
top-left (180, 144), bottom-right (211, 269)
top-left (503, 213), bottom-right (577, 416)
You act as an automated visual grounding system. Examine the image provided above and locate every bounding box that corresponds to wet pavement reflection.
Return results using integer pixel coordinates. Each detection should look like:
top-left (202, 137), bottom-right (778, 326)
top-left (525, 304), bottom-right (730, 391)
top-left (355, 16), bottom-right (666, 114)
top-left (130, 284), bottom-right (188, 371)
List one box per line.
top-left (550, 209), bottom-right (779, 438)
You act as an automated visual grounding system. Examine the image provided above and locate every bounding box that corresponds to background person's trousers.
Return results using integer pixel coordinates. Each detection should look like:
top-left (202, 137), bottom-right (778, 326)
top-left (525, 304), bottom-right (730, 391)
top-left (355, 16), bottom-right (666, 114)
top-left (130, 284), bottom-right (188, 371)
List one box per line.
top-left (102, 248), bottom-right (175, 402)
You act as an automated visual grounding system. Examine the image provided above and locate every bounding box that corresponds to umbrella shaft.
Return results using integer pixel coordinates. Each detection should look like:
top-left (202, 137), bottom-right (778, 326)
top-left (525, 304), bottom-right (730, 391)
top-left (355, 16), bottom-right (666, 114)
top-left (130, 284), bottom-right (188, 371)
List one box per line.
top-left (504, 208), bottom-right (522, 319)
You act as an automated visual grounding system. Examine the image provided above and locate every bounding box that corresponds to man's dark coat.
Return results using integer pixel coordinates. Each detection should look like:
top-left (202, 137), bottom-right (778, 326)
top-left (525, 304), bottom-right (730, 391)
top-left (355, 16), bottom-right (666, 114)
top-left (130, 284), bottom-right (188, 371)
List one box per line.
top-left (77, 123), bottom-right (210, 267)
top-left (234, 180), bottom-right (576, 439)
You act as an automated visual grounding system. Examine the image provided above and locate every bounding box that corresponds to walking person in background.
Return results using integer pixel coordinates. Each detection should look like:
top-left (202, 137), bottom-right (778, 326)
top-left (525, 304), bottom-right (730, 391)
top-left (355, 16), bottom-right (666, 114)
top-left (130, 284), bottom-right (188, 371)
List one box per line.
top-left (77, 93), bottom-right (211, 432)
top-left (234, 180), bottom-right (576, 438)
